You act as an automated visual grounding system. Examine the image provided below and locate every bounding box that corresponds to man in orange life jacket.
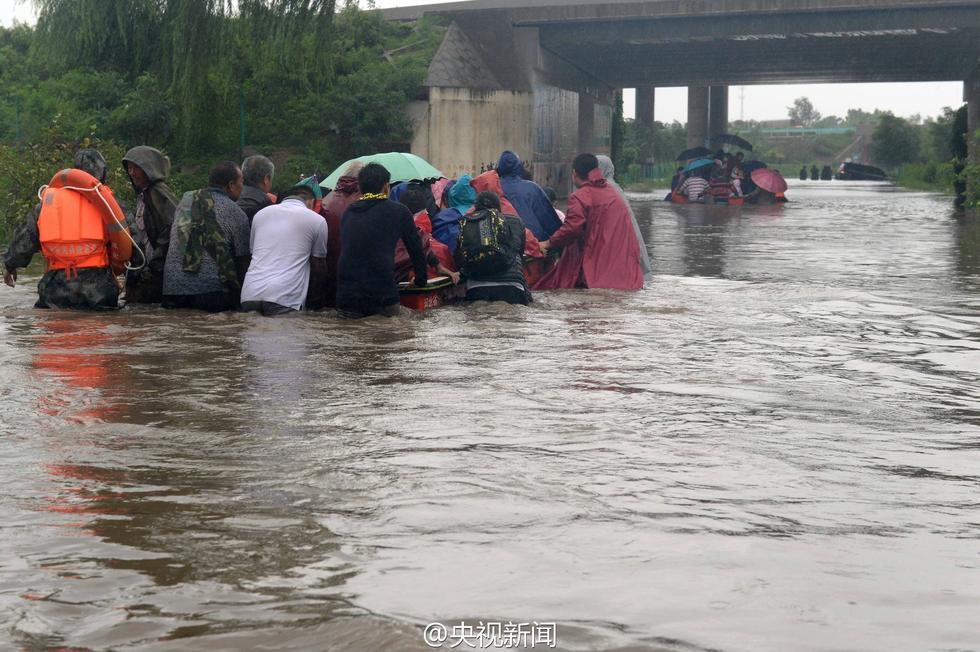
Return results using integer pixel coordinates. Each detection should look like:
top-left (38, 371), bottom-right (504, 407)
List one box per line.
top-left (3, 149), bottom-right (130, 310)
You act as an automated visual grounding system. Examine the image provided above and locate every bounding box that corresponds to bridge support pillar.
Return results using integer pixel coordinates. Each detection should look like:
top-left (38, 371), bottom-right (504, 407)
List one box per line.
top-left (967, 68), bottom-right (980, 166)
top-left (709, 86), bottom-right (729, 143)
top-left (578, 91), bottom-right (595, 153)
top-left (636, 87), bottom-right (655, 163)
top-left (687, 86), bottom-right (709, 149)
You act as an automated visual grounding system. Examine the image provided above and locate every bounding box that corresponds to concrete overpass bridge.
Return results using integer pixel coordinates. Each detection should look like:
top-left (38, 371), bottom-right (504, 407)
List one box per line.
top-left (387, 0), bottom-right (980, 190)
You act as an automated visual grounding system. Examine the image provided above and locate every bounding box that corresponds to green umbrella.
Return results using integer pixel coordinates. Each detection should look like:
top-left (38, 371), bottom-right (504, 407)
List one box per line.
top-left (319, 152), bottom-right (443, 190)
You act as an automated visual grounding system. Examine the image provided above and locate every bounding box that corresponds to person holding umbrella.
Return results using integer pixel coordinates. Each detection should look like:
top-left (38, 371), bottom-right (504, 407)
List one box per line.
top-left (677, 159), bottom-right (713, 202)
top-left (746, 168), bottom-right (789, 204)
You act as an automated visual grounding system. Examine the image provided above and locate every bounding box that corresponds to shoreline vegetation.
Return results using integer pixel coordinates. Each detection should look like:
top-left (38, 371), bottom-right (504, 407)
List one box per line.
top-left (0, 1), bottom-right (445, 243)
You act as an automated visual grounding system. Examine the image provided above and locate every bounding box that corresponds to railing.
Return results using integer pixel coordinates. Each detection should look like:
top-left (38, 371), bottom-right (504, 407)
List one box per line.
top-left (759, 127), bottom-right (856, 137)
top-left (618, 162), bottom-right (678, 185)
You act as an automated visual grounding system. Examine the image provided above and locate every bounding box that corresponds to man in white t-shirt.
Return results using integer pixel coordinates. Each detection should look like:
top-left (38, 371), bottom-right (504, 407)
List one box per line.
top-left (241, 183), bottom-right (328, 316)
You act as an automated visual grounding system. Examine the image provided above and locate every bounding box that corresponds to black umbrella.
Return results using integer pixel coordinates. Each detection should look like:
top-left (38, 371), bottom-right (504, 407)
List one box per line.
top-left (676, 146), bottom-right (713, 161)
top-left (742, 160), bottom-right (767, 173)
top-left (712, 134), bottom-right (754, 151)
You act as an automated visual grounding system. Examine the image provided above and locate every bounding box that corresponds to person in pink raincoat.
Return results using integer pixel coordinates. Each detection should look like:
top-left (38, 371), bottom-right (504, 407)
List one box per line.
top-left (535, 154), bottom-right (643, 291)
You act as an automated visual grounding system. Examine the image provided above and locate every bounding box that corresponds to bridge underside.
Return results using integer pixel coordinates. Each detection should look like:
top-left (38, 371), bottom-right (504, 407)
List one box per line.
top-left (531, 5), bottom-right (980, 86)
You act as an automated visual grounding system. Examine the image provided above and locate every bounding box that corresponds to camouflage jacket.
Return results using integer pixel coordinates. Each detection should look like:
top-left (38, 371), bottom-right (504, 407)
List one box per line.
top-left (3, 203), bottom-right (119, 310)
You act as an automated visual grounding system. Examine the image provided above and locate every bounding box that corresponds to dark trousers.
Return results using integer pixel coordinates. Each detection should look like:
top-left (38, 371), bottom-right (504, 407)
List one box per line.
top-left (336, 303), bottom-right (402, 319)
top-left (162, 291), bottom-right (235, 313)
top-left (466, 285), bottom-right (530, 305)
top-left (35, 267), bottom-right (120, 310)
top-left (241, 300), bottom-right (297, 317)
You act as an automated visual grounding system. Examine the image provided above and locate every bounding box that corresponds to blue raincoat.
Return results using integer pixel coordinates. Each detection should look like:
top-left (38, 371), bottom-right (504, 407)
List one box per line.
top-left (496, 151), bottom-right (562, 241)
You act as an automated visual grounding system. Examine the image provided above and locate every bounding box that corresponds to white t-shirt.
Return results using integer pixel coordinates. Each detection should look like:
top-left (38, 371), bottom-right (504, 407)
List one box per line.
top-left (241, 198), bottom-right (328, 310)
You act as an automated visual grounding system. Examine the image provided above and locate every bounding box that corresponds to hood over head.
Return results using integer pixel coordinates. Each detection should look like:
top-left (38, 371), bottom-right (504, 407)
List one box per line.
top-left (596, 155), bottom-right (615, 181)
top-left (447, 174), bottom-right (476, 214)
top-left (471, 170), bottom-right (518, 216)
top-left (496, 150), bottom-right (523, 178)
top-left (122, 146), bottom-right (171, 184)
top-left (471, 170), bottom-right (504, 197)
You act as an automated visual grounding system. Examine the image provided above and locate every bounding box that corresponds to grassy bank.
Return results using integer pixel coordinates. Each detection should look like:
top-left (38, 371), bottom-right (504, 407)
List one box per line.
top-left (894, 161), bottom-right (957, 193)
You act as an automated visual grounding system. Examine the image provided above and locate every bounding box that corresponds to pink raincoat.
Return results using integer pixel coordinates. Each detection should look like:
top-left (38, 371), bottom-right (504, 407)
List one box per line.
top-left (533, 168), bottom-right (643, 291)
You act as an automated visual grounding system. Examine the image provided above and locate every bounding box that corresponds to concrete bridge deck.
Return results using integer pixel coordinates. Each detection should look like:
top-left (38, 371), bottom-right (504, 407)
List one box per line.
top-left (387, 0), bottom-right (980, 85)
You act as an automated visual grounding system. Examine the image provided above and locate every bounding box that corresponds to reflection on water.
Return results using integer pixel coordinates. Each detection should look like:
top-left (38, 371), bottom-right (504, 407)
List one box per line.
top-left (2, 182), bottom-right (980, 651)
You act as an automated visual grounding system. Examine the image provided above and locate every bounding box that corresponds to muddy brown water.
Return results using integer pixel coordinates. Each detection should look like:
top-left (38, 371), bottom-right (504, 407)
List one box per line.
top-left (1, 181), bottom-right (978, 651)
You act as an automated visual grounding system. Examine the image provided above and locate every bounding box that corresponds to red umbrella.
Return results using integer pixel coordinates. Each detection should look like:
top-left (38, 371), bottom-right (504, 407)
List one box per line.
top-left (751, 168), bottom-right (788, 194)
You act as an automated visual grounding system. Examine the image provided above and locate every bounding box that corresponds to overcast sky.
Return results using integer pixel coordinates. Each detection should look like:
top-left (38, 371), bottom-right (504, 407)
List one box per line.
top-left (1, 0), bottom-right (966, 123)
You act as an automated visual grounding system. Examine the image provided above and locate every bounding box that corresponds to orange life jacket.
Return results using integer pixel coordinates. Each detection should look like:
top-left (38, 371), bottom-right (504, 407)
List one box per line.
top-left (37, 169), bottom-right (131, 277)
top-left (38, 187), bottom-right (110, 277)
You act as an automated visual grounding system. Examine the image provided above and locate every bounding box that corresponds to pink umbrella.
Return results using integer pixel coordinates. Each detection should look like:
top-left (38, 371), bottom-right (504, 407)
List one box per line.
top-left (751, 168), bottom-right (788, 194)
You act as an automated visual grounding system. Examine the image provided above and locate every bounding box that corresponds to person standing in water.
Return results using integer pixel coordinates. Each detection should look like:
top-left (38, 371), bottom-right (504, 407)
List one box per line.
top-left (122, 146), bottom-right (178, 303)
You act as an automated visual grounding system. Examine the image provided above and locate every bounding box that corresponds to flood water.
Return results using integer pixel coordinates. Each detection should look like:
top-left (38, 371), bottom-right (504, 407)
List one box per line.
top-left (2, 181), bottom-right (979, 651)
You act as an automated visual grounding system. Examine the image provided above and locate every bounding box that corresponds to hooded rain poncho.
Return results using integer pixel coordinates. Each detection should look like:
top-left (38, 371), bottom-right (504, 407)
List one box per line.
top-left (495, 151), bottom-right (562, 241)
top-left (534, 167), bottom-right (643, 291)
top-left (122, 146), bottom-right (178, 303)
top-left (431, 174), bottom-right (476, 255)
top-left (597, 155), bottom-right (652, 278)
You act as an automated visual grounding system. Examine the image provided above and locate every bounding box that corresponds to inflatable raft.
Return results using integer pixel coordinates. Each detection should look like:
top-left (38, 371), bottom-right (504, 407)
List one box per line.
top-left (398, 276), bottom-right (463, 310)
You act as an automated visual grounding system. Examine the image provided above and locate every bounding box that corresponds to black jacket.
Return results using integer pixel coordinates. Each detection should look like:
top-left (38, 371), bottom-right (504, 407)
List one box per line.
top-left (336, 199), bottom-right (427, 311)
top-left (237, 184), bottom-right (272, 223)
top-left (454, 211), bottom-right (528, 288)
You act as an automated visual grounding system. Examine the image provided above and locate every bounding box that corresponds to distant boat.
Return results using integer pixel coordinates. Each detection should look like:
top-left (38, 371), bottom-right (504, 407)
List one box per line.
top-left (836, 162), bottom-right (888, 181)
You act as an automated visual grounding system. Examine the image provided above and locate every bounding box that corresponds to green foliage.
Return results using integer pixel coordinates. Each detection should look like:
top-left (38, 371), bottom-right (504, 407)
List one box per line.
top-left (617, 119), bottom-right (686, 177)
top-left (872, 113), bottom-right (923, 169)
top-left (963, 162), bottom-right (980, 209)
top-left (16, 2), bottom-right (442, 162)
top-left (844, 108), bottom-right (881, 127)
top-left (0, 4), bottom-right (444, 245)
top-left (107, 73), bottom-right (176, 145)
top-left (788, 96), bottom-right (821, 127)
top-left (610, 90), bottom-right (624, 169)
top-left (895, 161), bottom-right (958, 193)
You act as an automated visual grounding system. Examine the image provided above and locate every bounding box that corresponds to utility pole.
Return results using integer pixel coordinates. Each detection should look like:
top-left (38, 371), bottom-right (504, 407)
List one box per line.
top-left (15, 94), bottom-right (21, 142)
top-left (238, 87), bottom-right (245, 158)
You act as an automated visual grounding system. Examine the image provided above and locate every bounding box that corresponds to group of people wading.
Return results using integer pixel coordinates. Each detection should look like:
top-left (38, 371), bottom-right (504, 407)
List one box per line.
top-left (3, 147), bottom-right (651, 317)
top-left (670, 149), bottom-right (786, 205)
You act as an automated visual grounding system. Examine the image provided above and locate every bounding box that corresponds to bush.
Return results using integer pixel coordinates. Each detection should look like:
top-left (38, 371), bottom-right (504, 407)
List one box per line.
top-left (895, 161), bottom-right (957, 193)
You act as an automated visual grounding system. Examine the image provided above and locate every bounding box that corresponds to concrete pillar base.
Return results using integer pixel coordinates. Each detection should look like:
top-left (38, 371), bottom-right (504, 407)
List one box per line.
top-left (709, 86), bottom-right (729, 145)
top-left (687, 86), bottom-right (709, 149)
top-left (636, 87), bottom-right (655, 163)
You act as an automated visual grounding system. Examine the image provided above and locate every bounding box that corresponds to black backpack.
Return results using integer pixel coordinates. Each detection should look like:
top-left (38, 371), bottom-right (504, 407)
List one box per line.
top-left (458, 208), bottom-right (510, 276)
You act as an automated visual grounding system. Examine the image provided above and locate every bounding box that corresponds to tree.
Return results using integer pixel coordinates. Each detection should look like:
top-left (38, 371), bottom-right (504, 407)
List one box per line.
top-left (610, 90), bottom-right (624, 169)
top-left (872, 112), bottom-right (922, 169)
top-left (788, 97), bottom-right (821, 127)
top-left (845, 108), bottom-right (879, 127)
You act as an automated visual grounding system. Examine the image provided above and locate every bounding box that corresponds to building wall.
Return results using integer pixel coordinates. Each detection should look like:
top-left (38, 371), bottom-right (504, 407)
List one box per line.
top-left (410, 87), bottom-right (534, 181)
